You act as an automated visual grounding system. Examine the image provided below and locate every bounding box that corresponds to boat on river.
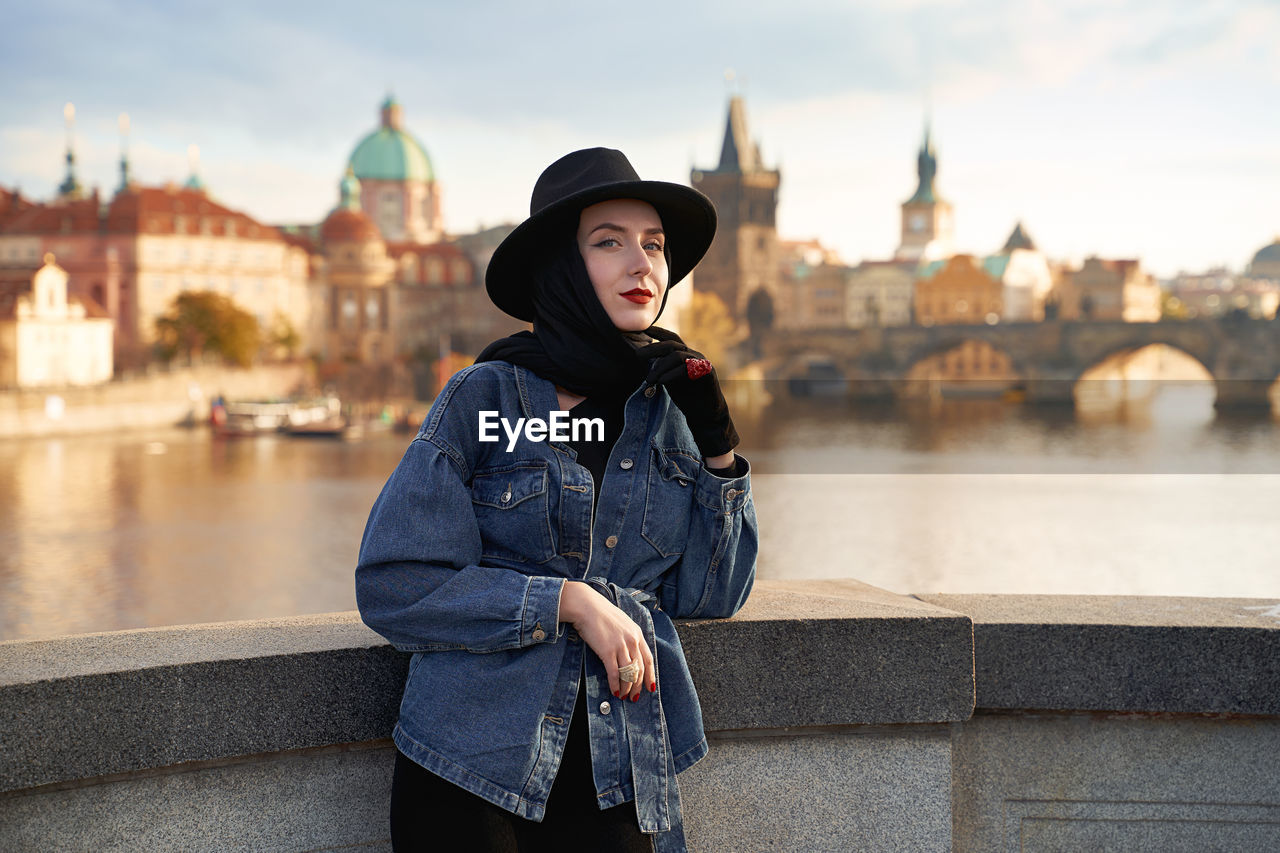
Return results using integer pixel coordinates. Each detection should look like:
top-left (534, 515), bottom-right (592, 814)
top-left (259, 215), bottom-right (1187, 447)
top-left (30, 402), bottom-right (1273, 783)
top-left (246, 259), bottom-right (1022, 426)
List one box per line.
top-left (211, 396), bottom-right (343, 437)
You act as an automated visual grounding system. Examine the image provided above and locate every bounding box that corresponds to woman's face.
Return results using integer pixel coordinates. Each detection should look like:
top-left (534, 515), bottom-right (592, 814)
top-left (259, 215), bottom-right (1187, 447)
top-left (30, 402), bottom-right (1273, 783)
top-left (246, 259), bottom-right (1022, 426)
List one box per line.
top-left (576, 198), bottom-right (668, 331)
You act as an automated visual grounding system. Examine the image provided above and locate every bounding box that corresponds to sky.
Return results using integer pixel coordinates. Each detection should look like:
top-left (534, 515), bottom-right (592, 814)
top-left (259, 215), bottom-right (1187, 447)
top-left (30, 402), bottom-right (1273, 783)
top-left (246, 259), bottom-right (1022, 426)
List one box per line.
top-left (2, 0), bottom-right (1278, 279)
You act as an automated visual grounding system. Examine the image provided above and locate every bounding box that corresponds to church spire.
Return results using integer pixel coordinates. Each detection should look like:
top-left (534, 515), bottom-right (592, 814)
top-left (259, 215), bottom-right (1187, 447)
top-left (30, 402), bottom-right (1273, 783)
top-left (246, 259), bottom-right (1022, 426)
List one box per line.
top-left (183, 143), bottom-right (207, 193)
top-left (380, 93), bottom-right (403, 131)
top-left (58, 102), bottom-right (85, 200)
top-left (906, 119), bottom-right (941, 204)
top-left (116, 112), bottom-right (133, 196)
top-left (338, 166), bottom-right (362, 211)
top-left (716, 95), bottom-right (761, 173)
top-left (1003, 221), bottom-right (1037, 252)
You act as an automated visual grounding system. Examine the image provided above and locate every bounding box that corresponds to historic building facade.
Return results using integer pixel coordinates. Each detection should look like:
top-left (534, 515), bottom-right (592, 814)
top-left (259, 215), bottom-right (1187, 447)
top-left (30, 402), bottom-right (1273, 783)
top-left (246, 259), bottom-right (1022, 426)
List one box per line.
top-left (0, 183), bottom-right (310, 366)
top-left (914, 254), bottom-right (1004, 326)
top-left (845, 260), bottom-right (916, 328)
top-left (691, 96), bottom-right (781, 324)
top-left (0, 255), bottom-right (113, 387)
top-left (777, 239), bottom-right (846, 330)
top-left (1054, 257), bottom-right (1161, 322)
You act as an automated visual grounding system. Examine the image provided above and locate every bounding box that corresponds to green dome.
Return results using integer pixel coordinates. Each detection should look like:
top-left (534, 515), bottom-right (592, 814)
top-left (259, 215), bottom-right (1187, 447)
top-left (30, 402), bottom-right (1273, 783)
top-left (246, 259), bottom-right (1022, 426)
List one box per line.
top-left (348, 97), bottom-right (434, 183)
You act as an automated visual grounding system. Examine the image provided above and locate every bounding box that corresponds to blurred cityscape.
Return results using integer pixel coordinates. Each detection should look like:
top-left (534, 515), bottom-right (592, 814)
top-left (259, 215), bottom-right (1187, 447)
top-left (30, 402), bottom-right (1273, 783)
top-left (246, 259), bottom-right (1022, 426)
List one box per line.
top-left (2, 94), bottom-right (1277, 419)
top-left (6, 92), bottom-right (1280, 640)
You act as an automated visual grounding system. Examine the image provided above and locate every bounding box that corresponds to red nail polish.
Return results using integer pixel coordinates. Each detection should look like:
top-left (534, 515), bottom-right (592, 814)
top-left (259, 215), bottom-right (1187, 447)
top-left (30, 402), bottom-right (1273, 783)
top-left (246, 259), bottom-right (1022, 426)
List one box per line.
top-left (613, 690), bottom-right (620, 698)
top-left (649, 682), bottom-right (656, 692)
top-left (631, 693), bottom-right (639, 702)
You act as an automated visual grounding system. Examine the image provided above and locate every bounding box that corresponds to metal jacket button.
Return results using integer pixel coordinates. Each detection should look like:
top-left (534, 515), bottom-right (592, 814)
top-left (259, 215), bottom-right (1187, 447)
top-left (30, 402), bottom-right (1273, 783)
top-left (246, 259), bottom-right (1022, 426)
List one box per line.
top-left (599, 701), bottom-right (611, 715)
top-left (644, 386), bottom-right (656, 398)
top-left (532, 628), bottom-right (546, 642)
top-left (605, 535), bottom-right (618, 548)
top-left (619, 458), bottom-right (633, 470)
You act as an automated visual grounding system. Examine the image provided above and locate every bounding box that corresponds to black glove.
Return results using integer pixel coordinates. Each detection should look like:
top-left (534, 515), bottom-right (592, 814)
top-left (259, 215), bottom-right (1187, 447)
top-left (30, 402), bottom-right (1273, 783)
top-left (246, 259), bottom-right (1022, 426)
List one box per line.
top-left (635, 328), bottom-right (739, 458)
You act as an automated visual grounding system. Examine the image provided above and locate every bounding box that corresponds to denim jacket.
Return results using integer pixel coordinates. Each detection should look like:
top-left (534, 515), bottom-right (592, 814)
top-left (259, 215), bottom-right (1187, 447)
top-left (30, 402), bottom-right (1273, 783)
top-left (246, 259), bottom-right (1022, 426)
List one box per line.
top-left (355, 361), bottom-right (757, 852)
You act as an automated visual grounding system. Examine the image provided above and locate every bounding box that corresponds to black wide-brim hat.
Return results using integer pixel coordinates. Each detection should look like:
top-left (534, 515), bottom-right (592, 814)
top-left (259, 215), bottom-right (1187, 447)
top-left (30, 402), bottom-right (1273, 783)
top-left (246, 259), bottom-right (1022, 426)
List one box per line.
top-left (486, 147), bottom-right (717, 322)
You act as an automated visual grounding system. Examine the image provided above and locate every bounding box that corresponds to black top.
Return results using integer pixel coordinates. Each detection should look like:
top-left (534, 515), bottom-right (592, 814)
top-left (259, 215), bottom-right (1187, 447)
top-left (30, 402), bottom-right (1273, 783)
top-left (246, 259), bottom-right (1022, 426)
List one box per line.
top-left (565, 392), bottom-right (628, 510)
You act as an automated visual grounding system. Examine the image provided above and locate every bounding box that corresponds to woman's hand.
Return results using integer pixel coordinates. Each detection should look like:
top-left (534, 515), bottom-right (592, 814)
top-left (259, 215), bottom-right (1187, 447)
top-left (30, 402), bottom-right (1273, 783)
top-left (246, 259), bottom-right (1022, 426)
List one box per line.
top-left (559, 581), bottom-right (655, 700)
top-left (635, 329), bottom-right (739, 459)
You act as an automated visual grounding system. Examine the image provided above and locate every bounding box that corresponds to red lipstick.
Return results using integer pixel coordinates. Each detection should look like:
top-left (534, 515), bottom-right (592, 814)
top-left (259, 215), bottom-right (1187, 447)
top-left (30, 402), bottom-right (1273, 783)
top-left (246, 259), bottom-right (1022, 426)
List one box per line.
top-left (621, 288), bottom-right (652, 304)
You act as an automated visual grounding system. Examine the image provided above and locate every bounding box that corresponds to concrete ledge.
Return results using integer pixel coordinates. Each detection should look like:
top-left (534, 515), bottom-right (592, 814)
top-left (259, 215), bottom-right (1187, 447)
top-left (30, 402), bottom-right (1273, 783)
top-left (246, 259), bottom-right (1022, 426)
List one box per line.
top-left (0, 580), bottom-right (974, 794)
top-left (4, 585), bottom-right (1280, 852)
top-left (919, 594), bottom-right (1280, 714)
top-left (0, 613), bottom-right (407, 793)
top-left (683, 579), bottom-right (975, 730)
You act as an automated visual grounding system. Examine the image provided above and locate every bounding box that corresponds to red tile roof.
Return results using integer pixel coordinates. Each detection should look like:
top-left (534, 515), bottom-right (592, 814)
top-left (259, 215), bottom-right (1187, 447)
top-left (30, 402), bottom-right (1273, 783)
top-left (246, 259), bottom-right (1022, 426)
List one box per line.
top-left (105, 186), bottom-right (281, 239)
top-left (1, 196), bottom-right (102, 235)
top-left (72, 294), bottom-right (111, 318)
top-left (0, 186), bottom-right (36, 228)
top-left (0, 184), bottom-right (284, 241)
top-left (320, 208), bottom-right (381, 243)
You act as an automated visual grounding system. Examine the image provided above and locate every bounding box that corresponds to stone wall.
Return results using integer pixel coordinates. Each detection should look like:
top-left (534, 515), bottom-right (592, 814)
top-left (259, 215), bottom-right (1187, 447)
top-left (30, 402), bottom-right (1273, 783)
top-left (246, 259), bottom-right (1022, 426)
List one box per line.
top-left (2, 580), bottom-right (1277, 851)
top-left (0, 363), bottom-right (310, 438)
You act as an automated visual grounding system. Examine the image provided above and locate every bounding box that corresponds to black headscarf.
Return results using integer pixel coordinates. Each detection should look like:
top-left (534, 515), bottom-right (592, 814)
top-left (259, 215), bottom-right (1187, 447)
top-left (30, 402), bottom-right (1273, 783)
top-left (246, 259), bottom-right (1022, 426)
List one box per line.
top-left (475, 232), bottom-right (674, 398)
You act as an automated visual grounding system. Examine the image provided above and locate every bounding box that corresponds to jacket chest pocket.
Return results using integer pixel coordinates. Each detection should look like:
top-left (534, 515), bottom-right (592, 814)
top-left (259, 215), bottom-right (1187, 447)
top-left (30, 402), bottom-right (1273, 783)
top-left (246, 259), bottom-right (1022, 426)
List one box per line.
top-left (641, 446), bottom-right (698, 557)
top-left (471, 463), bottom-right (557, 564)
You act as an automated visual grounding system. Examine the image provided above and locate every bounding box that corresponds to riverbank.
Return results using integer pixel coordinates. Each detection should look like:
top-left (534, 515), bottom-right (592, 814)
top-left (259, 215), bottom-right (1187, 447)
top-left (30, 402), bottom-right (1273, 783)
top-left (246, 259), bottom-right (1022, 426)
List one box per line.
top-left (0, 364), bottom-right (311, 439)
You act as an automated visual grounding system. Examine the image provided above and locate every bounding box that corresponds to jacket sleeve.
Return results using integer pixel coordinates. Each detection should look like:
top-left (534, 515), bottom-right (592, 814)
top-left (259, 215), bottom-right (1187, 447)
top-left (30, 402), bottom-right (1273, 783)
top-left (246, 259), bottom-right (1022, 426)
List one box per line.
top-left (354, 373), bottom-right (564, 654)
top-left (658, 455), bottom-right (758, 620)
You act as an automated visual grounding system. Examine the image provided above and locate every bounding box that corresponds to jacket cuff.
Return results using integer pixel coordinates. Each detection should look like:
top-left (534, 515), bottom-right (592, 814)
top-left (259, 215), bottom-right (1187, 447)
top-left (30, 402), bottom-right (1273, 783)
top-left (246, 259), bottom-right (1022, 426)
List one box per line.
top-left (694, 453), bottom-right (752, 513)
top-left (524, 576), bottom-right (565, 645)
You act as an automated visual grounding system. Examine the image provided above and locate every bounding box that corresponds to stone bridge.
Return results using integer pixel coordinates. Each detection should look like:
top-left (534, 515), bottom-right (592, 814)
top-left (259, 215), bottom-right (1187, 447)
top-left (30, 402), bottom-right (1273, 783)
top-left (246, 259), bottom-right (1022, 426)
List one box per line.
top-left (758, 318), bottom-right (1280, 407)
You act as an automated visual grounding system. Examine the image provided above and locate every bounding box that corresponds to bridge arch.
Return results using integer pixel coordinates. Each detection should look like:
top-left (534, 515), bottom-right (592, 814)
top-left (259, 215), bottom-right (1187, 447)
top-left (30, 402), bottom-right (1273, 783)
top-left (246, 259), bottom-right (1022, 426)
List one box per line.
top-left (776, 351), bottom-right (854, 397)
top-left (1073, 342), bottom-right (1214, 412)
top-left (900, 337), bottom-right (1024, 399)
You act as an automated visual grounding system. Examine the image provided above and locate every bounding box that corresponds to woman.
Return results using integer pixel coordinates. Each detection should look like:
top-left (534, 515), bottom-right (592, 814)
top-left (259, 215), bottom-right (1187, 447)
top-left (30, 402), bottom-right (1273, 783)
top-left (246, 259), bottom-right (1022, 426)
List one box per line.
top-left (356, 147), bottom-right (758, 853)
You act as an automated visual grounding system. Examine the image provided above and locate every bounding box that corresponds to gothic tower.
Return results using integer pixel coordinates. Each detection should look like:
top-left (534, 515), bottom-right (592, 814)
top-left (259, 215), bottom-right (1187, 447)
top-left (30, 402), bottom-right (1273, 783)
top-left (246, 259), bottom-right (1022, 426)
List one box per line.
top-left (690, 96), bottom-right (780, 322)
top-left (896, 122), bottom-right (955, 263)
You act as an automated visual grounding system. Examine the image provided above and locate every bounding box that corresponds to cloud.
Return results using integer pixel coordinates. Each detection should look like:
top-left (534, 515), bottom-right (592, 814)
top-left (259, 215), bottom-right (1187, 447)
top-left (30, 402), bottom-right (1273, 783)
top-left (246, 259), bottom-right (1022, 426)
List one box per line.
top-left (3, 0), bottom-right (1277, 275)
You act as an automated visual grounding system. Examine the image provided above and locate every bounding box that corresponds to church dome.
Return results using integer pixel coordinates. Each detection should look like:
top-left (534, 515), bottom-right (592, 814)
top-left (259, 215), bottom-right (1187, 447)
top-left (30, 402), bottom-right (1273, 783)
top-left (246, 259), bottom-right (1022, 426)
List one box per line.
top-left (320, 167), bottom-right (380, 243)
top-left (1250, 239), bottom-right (1280, 271)
top-left (321, 208), bottom-right (380, 243)
top-left (347, 95), bottom-right (434, 183)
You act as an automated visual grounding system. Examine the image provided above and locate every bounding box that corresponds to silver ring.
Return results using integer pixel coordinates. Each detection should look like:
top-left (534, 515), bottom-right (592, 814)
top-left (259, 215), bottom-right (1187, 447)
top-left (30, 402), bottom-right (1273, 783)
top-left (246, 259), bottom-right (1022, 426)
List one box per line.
top-left (618, 661), bottom-right (642, 684)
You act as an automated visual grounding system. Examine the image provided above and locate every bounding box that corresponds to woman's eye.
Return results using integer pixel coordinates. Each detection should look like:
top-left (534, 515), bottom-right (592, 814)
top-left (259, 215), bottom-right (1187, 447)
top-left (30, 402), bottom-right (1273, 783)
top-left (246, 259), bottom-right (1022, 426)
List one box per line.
top-left (645, 241), bottom-right (664, 252)
top-left (593, 238), bottom-right (620, 248)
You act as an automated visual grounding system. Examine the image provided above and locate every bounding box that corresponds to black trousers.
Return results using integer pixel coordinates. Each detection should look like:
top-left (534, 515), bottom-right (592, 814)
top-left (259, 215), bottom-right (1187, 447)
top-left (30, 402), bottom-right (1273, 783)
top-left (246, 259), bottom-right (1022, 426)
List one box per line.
top-left (390, 683), bottom-right (654, 852)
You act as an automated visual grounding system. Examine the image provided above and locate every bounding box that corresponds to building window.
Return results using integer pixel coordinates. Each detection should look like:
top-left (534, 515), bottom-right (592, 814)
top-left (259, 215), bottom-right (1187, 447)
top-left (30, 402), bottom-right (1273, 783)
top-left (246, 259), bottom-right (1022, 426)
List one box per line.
top-left (366, 294), bottom-right (380, 326)
top-left (401, 255), bottom-right (418, 284)
top-left (380, 192), bottom-right (400, 235)
top-left (427, 258), bottom-right (444, 285)
top-left (342, 292), bottom-right (358, 331)
top-left (450, 259), bottom-right (469, 284)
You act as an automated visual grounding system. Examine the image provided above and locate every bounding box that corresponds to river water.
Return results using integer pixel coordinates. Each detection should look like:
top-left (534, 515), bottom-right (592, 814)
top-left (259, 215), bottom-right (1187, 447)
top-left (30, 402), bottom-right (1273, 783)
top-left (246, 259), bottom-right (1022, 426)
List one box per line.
top-left (3, 383), bottom-right (1279, 643)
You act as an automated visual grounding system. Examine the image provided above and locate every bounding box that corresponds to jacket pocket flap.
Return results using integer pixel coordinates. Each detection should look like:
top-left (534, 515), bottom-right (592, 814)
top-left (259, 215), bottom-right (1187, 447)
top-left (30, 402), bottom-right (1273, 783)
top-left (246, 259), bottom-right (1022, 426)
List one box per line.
top-left (653, 446), bottom-right (699, 484)
top-left (471, 465), bottom-right (547, 509)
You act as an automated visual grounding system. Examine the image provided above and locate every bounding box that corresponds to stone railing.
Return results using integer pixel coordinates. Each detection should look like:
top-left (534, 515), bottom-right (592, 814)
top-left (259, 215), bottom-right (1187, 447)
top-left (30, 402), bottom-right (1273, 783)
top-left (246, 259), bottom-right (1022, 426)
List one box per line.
top-left (2, 580), bottom-right (1278, 851)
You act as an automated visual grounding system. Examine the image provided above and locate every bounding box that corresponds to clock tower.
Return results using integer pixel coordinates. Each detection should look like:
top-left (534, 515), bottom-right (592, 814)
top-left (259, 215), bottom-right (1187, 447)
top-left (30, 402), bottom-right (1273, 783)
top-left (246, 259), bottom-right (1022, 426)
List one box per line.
top-left (896, 123), bottom-right (955, 263)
